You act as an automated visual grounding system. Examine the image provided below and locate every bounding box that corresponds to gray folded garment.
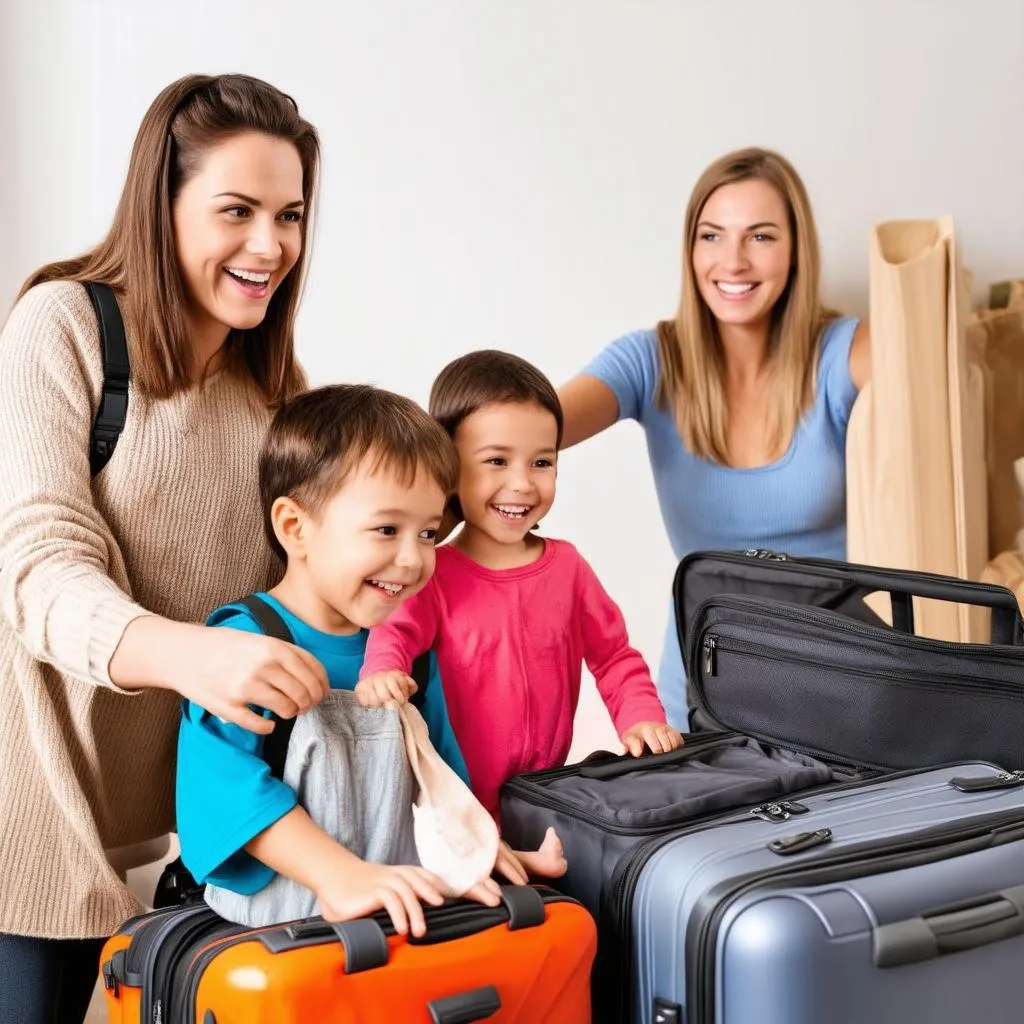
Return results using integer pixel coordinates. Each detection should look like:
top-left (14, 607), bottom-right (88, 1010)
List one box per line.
top-left (206, 691), bottom-right (417, 929)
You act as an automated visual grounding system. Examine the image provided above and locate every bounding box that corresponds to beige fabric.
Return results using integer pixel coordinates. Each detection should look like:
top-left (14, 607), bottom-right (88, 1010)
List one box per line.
top-left (982, 549), bottom-right (1024, 612)
top-left (968, 284), bottom-right (1024, 557)
top-left (846, 218), bottom-right (988, 641)
top-left (981, 456), bottom-right (1024, 615)
top-left (395, 702), bottom-right (499, 898)
top-left (104, 835), bottom-right (172, 878)
top-left (0, 281), bottom-right (279, 938)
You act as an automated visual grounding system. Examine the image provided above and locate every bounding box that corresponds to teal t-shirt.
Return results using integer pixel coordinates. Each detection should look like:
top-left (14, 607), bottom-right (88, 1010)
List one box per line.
top-left (175, 593), bottom-right (468, 894)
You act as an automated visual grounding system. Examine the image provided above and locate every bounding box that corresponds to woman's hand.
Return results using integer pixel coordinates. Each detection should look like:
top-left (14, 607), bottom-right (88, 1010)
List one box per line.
top-left (111, 617), bottom-right (329, 733)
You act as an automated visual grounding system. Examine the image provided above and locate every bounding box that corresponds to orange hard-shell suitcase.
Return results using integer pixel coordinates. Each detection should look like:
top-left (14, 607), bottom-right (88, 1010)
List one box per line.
top-left (100, 886), bottom-right (594, 1023)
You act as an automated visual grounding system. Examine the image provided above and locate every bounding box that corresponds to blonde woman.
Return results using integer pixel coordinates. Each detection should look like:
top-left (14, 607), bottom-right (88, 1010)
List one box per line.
top-left (558, 148), bottom-right (872, 729)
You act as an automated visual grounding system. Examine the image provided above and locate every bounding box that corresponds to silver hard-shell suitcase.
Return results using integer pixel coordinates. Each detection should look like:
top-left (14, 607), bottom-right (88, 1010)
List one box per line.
top-left (630, 762), bottom-right (1024, 1024)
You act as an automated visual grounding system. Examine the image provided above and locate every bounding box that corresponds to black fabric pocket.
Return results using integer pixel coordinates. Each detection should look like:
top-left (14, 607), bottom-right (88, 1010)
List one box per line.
top-left (543, 736), bottom-right (833, 830)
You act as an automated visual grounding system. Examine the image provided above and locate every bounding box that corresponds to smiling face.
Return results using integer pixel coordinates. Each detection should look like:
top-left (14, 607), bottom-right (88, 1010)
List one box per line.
top-left (690, 178), bottom-right (794, 330)
top-left (273, 457), bottom-right (447, 634)
top-left (451, 401), bottom-right (558, 561)
top-left (172, 131), bottom-right (305, 351)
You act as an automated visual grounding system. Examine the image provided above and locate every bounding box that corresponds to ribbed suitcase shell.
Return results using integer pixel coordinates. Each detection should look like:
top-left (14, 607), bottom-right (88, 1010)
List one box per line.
top-left (630, 762), bottom-right (1024, 1024)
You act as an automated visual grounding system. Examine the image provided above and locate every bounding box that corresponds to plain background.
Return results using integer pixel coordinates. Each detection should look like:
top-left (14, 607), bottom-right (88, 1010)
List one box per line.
top-left (4, 0), bottom-right (1023, 761)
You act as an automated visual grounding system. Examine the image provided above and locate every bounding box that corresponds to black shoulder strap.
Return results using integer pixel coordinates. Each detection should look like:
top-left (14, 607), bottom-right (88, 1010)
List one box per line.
top-left (409, 651), bottom-right (431, 710)
top-left (239, 593), bottom-right (435, 778)
top-left (84, 282), bottom-right (130, 477)
top-left (238, 595), bottom-right (297, 782)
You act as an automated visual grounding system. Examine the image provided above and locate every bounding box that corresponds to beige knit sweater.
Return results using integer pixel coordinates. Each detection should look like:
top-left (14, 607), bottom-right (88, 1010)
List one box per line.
top-left (0, 281), bottom-right (280, 938)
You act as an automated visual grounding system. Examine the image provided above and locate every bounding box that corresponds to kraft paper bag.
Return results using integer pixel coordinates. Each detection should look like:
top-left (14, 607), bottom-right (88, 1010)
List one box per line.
top-left (968, 283), bottom-right (1024, 558)
top-left (981, 457), bottom-right (1024, 617)
top-left (846, 218), bottom-right (987, 641)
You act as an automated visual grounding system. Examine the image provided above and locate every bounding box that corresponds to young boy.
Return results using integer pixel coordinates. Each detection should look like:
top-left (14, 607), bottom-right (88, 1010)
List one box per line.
top-left (176, 384), bottom-right (534, 939)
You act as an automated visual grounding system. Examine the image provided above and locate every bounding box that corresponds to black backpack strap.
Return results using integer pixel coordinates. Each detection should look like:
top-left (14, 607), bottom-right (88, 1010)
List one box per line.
top-left (83, 282), bottom-right (130, 477)
top-left (240, 591), bottom-right (436, 778)
top-left (238, 595), bottom-right (298, 782)
top-left (409, 651), bottom-right (431, 710)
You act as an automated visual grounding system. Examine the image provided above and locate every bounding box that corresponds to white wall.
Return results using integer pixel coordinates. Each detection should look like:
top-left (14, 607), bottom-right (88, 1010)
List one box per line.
top-left (4, 1), bottom-right (1024, 755)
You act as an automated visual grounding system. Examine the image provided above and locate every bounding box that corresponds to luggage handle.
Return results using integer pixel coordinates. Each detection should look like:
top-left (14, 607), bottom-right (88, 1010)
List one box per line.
top-left (428, 984), bottom-right (502, 1023)
top-left (847, 568), bottom-right (1022, 645)
top-left (577, 736), bottom-right (739, 780)
top-left (873, 884), bottom-right (1024, 967)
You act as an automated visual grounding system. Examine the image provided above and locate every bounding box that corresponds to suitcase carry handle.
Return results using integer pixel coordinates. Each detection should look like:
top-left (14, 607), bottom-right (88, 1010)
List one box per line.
top-left (263, 886), bottom-right (548, 960)
top-left (576, 735), bottom-right (740, 780)
top-left (873, 884), bottom-right (1024, 967)
top-left (428, 984), bottom-right (501, 1023)
top-left (846, 567), bottom-right (1022, 645)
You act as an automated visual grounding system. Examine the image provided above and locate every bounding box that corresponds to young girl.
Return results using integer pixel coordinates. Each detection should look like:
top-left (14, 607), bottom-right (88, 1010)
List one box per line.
top-left (359, 350), bottom-right (682, 829)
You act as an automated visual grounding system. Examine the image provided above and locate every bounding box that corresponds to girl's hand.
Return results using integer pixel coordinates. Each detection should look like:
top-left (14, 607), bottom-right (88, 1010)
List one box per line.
top-left (621, 721), bottom-right (683, 757)
top-left (355, 670), bottom-right (418, 708)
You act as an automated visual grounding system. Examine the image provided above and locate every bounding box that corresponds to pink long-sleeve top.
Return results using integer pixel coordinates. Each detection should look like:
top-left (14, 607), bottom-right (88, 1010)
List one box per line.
top-left (361, 539), bottom-right (667, 817)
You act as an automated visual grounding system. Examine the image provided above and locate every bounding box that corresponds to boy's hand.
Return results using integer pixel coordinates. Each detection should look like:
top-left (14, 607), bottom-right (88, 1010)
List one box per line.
top-left (355, 670), bottom-right (418, 708)
top-left (493, 841), bottom-right (530, 886)
top-left (462, 878), bottom-right (503, 906)
top-left (315, 861), bottom-right (446, 937)
top-left (621, 721), bottom-right (683, 757)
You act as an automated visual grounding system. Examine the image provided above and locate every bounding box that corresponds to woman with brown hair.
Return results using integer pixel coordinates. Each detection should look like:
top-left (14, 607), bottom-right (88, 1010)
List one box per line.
top-left (0, 73), bottom-right (328, 1023)
top-left (558, 147), bottom-right (872, 730)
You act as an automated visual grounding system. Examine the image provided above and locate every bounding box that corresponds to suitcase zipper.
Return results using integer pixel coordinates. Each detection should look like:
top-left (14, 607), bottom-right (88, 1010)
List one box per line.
top-left (691, 594), bottom-right (1024, 669)
top-left (688, 806), bottom-right (1024, 1024)
top-left (698, 629), bottom-right (1024, 696)
top-left (125, 905), bottom-right (222, 1024)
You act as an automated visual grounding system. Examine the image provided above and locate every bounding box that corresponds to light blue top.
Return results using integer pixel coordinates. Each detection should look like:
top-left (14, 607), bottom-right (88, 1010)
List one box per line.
top-left (583, 317), bottom-right (860, 728)
top-left (176, 593), bottom-right (468, 894)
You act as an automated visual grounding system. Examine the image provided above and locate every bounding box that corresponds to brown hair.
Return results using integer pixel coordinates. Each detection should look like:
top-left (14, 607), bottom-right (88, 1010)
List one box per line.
top-left (655, 146), bottom-right (836, 465)
top-left (428, 349), bottom-right (562, 524)
top-left (19, 73), bottom-right (319, 404)
top-left (429, 349), bottom-right (563, 447)
top-left (259, 384), bottom-right (458, 561)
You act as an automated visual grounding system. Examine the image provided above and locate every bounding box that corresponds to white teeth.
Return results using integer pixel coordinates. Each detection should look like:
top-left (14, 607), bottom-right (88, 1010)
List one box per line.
top-left (226, 268), bottom-right (271, 284)
top-left (717, 282), bottom-right (756, 294)
top-left (369, 579), bottom-right (404, 594)
top-left (495, 504), bottom-right (530, 517)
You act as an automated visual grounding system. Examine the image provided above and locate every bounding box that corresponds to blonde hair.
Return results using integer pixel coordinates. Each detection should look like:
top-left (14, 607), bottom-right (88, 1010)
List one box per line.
top-left (655, 147), bottom-right (835, 465)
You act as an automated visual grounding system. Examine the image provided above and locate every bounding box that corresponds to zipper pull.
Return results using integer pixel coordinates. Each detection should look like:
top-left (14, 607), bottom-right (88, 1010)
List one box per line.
top-left (751, 803), bottom-right (790, 823)
top-left (949, 770), bottom-right (1024, 793)
top-left (702, 636), bottom-right (717, 676)
top-left (781, 799), bottom-right (810, 815)
top-left (768, 828), bottom-right (833, 856)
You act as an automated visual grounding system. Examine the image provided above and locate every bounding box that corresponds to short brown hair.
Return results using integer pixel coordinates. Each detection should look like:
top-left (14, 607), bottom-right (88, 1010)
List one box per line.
top-left (20, 73), bottom-right (319, 405)
top-left (429, 349), bottom-right (563, 447)
top-left (259, 384), bottom-right (458, 561)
